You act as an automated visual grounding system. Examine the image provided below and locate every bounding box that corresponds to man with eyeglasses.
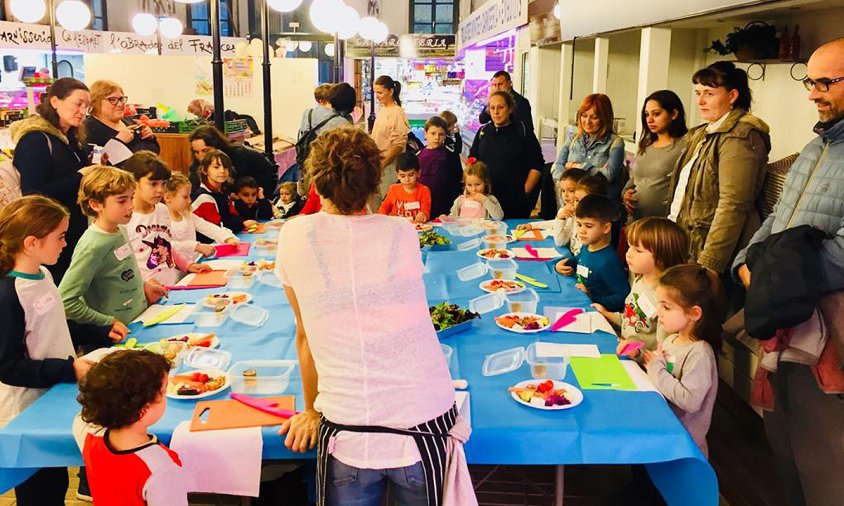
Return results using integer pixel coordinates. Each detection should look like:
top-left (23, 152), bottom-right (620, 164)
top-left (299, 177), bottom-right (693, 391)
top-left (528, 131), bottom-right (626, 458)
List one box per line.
top-left (733, 37), bottom-right (844, 506)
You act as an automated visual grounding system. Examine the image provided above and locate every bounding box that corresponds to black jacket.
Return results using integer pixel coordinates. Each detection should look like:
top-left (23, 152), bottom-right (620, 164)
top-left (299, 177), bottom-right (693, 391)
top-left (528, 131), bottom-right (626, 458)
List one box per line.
top-left (479, 89), bottom-right (534, 132)
top-left (469, 121), bottom-right (544, 219)
top-left (744, 225), bottom-right (828, 339)
top-left (233, 198), bottom-right (274, 221)
top-left (83, 116), bottom-right (161, 155)
top-left (190, 145), bottom-right (277, 198)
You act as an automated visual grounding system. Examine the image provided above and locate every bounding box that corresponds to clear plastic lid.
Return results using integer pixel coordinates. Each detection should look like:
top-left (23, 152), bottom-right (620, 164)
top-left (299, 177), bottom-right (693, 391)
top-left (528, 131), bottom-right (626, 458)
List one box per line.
top-left (469, 292), bottom-right (504, 314)
top-left (457, 237), bottom-right (483, 251)
top-left (193, 310), bottom-right (228, 328)
top-left (257, 271), bottom-right (284, 288)
top-left (486, 258), bottom-right (519, 271)
top-left (184, 347), bottom-right (232, 370)
top-left (458, 224), bottom-right (483, 237)
top-left (457, 262), bottom-right (488, 281)
top-left (230, 304), bottom-right (269, 327)
top-left (482, 346), bottom-right (525, 376)
top-left (440, 343), bottom-right (454, 367)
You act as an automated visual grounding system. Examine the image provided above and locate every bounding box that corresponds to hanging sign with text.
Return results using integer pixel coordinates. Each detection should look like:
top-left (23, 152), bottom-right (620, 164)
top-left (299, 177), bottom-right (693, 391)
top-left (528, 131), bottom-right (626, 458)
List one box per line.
top-left (457, 0), bottom-right (528, 49)
top-left (346, 34), bottom-right (456, 58)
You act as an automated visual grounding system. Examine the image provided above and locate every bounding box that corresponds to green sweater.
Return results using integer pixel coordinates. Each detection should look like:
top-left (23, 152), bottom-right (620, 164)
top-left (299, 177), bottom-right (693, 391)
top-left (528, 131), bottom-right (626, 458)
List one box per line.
top-left (59, 224), bottom-right (146, 326)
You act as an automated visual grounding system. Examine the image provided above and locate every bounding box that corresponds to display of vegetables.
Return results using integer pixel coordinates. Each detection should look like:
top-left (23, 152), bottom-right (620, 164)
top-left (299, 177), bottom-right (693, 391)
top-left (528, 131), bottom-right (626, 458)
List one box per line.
top-left (429, 302), bottom-right (480, 331)
top-left (419, 230), bottom-right (451, 248)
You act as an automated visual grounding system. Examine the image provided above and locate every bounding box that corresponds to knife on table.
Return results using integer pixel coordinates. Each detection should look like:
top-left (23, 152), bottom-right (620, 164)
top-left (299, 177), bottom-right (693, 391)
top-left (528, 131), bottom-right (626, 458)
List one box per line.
top-left (230, 393), bottom-right (299, 419)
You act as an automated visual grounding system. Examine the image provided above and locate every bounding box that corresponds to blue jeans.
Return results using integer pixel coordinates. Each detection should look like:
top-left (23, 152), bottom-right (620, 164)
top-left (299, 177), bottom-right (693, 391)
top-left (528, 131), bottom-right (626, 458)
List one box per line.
top-left (325, 456), bottom-right (428, 506)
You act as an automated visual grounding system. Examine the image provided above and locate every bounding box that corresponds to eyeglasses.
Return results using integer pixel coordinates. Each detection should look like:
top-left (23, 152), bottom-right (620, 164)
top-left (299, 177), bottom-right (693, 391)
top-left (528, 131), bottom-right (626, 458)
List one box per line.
top-left (802, 76), bottom-right (844, 92)
top-left (105, 96), bottom-right (129, 106)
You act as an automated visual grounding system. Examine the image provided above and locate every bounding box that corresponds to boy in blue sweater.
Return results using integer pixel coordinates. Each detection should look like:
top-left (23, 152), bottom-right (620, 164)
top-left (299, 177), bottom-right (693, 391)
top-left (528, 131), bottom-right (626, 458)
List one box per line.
top-left (561, 194), bottom-right (629, 312)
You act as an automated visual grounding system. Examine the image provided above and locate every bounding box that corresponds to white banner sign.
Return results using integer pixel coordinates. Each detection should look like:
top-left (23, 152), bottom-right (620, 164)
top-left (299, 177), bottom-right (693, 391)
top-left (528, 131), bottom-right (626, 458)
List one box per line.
top-left (0, 20), bottom-right (244, 56)
top-left (458, 0), bottom-right (528, 49)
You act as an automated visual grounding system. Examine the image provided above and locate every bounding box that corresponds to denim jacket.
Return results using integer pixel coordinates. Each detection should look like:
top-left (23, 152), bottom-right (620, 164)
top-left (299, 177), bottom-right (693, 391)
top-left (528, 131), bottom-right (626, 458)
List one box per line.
top-left (551, 132), bottom-right (626, 204)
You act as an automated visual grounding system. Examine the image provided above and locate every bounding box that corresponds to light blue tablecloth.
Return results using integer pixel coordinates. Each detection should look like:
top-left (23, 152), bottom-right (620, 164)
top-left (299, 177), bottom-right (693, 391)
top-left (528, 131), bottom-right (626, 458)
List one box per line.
top-left (0, 221), bottom-right (718, 505)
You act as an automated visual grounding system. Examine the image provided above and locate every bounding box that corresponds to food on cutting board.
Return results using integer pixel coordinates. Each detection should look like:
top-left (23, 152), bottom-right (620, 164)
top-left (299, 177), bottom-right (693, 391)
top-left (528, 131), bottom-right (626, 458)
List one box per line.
top-left (429, 302), bottom-right (480, 331)
top-left (508, 380), bottom-right (572, 407)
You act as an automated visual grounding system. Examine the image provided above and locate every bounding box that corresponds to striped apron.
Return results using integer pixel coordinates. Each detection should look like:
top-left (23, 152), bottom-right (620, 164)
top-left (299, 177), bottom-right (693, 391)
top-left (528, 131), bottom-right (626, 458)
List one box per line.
top-left (316, 404), bottom-right (459, 506)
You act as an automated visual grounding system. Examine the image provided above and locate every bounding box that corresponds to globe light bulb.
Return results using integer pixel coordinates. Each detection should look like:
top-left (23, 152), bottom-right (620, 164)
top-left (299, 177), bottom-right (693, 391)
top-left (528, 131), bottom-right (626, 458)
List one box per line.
top-left (10, 0), bottom-right (46, 23)
top-left (55, 0), bottom-right (92, 31)
top-left (132, 13), bottom-right (158, 37)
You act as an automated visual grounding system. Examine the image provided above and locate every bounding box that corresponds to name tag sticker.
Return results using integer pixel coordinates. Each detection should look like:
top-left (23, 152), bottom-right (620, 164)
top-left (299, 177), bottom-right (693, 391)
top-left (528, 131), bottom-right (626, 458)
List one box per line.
top-left (463, 199), bottom-right (482, 209)
top-left (33, 292), bottom-right (57, 316)
top-left (114, 244), bottom-right (132, 261)
top-left (576, 264), bottom-right (590, 278)
top-left (638, 294), bottom-right (657, 318)
top-left (404, 201), bottom-right (421, 210)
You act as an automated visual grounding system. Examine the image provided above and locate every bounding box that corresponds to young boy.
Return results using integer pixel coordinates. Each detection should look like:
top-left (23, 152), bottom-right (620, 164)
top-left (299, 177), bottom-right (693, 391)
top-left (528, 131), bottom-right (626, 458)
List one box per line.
top-left (417, 116), bottom-right (463, 218)
top-left (59, 166), bottom-right (163, 334)
top-left (233, 176), bottom-right (274, 221)
top-left (557, 194), bottom-right (629, 312)
top-left (74, 349), bottom-right (188, 505)
top-left (122, 151), bottom-right (209, 287)
top-left (439, 110), bottom-right (463, 156)
top-left (519, 168), bottom-right (588, 248)
top-left (377, 152), bottom-right (432, 224)
top-left (273, 181), bottom-right (303, 219)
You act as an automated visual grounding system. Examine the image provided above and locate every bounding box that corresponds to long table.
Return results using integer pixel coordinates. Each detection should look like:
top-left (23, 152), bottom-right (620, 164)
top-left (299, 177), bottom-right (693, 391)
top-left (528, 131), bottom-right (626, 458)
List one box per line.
top-left (0, 221), bottom-right (718, 505)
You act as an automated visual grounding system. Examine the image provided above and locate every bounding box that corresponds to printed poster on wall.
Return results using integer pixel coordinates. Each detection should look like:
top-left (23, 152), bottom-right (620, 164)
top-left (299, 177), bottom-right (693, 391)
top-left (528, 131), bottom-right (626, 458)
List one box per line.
top-left (195, 60), bottom-right (212, 96)
top-left (223, 58), bottom-right (253, 98)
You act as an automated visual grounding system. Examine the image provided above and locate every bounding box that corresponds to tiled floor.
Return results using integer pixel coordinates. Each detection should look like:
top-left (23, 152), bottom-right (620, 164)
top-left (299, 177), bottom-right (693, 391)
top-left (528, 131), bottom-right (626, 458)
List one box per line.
top-left (1, 381), bottom-right (783, 505)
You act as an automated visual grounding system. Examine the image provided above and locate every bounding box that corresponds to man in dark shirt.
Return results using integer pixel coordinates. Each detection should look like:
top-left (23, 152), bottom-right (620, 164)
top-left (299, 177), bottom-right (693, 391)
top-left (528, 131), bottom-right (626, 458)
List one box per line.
top-left (478, 71), bottom-right (534, 131)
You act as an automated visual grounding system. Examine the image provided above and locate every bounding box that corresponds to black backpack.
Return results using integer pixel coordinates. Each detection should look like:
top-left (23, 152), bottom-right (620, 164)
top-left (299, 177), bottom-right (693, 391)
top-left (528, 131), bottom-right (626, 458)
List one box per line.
top-left (295, 109), bottom-right (341, 165)
top-left (406, 130), bottom-right (425, 154)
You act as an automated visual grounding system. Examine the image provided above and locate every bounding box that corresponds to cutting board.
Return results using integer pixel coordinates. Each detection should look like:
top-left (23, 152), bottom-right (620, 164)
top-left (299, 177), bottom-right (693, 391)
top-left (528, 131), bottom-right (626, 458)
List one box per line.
top-left (215, 243), bottom-right (251, 257)
top-left (516, 229), bottom-right (545, 241)
top-left (187, 270), bottom-right (228, 287)
top-left (190, 396), bottom-right (296, 432)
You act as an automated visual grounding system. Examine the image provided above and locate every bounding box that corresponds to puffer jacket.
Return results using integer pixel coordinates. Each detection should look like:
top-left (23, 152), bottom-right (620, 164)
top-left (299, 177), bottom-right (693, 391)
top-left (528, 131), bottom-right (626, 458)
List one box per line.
top-left (669, 109), bottom-right (771, 273)
top-left (734, 118), bottom-right (844, 294)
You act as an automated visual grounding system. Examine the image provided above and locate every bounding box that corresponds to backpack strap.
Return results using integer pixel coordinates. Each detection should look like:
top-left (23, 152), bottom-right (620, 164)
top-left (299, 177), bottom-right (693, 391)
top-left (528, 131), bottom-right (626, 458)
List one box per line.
top-left (310, 114), bottom-right (341, 134)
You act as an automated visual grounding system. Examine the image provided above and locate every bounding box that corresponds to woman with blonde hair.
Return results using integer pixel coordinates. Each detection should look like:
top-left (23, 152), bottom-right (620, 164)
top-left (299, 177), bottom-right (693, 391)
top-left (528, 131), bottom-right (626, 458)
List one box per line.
top-left (84, 80), bottom-right (159, 155)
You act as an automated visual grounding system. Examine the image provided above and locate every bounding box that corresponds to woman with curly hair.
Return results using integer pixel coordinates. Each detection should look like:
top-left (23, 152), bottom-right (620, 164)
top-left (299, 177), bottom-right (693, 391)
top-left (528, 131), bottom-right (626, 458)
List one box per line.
top-left (275, 126), bottom-right (473, 506)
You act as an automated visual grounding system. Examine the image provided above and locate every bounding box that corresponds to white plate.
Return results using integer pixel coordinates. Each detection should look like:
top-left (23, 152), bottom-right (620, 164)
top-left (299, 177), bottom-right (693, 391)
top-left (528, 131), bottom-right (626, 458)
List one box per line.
top-left (476, 248), bottom-right (516, 260)
top-left (494, 312), bottom-right (551, 333)
top-left (167, 368), bottom-right (230, 400)
top-left (203, 292), bottom-right (252, 309)
top-left (415, 223), bottom-right (433, 232)
top-left (156, 333), bottom-right (220, 349)
top-left (509, 380), bottom-right (583, 410)
top-left (479, 280), bottom-right (525, 295)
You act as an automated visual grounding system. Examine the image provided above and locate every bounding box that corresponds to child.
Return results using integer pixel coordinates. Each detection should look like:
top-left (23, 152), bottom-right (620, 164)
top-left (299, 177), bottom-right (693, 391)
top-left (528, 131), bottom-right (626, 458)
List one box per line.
top-left (377, 152), bottom-right (432, 223)
top-left (518, 168), bottom-right (587, 247)
top-left (439, 110), bottom-right (462, 155)
top-left (192, 149), bottom-right (258, 238)
top-left (123, 151), bottom-right (210, 286)
top-left (591, 217), bottom-right (688, 353)
top-left (273, 181), bottom-right (304, 219)
top-left (557, 194), bottom-right (629, 312)
top-left (0, 196), bottom-right (109, 505)
top-left (445, 158), bottom-right (504, 220)
top-left (59, 166), bottom-right (163, 331)
top-left (417, 116), bottom-right (463, 218)
top-left (644, 264), bottom-right (723, 457)
top-left (74, 349), bottom-right (188, 505)
top-left (164, 172), bottom-right (238, 259)
top-left (232, 176), bottom-right (274, 221)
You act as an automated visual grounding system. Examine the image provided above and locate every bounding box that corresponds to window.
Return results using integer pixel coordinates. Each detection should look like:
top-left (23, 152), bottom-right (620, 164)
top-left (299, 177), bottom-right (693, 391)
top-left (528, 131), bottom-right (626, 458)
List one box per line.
top-left (411, 0), bottom-right (457, 34)
top-left (88, 0), bottom-right (107, 31)
top-left (188, 0), bottom-right (233, 36)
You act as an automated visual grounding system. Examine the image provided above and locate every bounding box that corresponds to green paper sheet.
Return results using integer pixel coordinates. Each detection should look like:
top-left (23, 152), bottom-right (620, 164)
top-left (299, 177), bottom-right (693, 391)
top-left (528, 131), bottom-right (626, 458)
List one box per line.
top-left (570, 354), bottom-right (637, 390)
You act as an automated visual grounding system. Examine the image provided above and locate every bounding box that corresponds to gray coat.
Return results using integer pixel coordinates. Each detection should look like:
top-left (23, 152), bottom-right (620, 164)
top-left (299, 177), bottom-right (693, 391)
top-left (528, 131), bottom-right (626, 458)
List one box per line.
top-left (733, 119), bottom-right (844, 293)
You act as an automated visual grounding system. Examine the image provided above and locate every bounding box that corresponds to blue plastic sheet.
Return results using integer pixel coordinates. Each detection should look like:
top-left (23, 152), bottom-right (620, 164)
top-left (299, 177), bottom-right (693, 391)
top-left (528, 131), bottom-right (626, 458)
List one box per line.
top-left (0, 221), bottom-right (717, 505)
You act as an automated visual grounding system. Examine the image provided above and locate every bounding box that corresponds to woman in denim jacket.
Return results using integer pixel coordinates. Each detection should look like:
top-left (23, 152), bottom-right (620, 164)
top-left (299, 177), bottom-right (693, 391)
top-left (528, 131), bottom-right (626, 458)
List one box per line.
top-left (552, 93), bottom-right (626, 207)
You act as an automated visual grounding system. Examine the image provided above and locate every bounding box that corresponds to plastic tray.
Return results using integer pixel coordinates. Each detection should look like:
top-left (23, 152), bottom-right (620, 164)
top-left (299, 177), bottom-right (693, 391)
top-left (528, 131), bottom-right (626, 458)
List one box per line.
top-left (184, 347), bottom-right (232, 371)
top-left (505, 288), bottom-right (540, 314)
top-left (230, 303), bottom-right (269, 327)
top-left (228, 360), bottom-right (296, 394)
top-left (436, 317), bottom-right (479, 339)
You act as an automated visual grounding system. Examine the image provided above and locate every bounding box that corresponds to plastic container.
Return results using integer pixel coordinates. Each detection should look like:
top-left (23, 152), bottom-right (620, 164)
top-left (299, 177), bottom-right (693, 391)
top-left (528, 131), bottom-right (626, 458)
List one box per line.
top-left (441, 221), bottom-right (462, 236)
top-left (457, 237), bottom-right (482, 251)
top-left (228, 360), bottom-right (296, 394)
top-left (457, 262), bottom-right (488, 281)
top-left (184, 347), bottom-right (231, 370)
top-left (230, 303), bottom-right (269, 327)
top-left (487, 258), bottom-right (518, 280)
top-left (458, 224), bottom-right (483, 237)
top-left (482, 347), bottom-right (526, 376)
top-left (482, 221), bottom-right (507, 236)
top-left (468, 292), bottom-right (504, 314)
top-left (226, 271), bottom-right (255, 290)
top-left (193, 310), bottom-right (228, 328)
top-left (505, 288), bottom-right (539, 314)
top-left (257, 271), bottom-right (284, 288)
top-left (525, 342), bottom-right (569, 380)
top-left (441, 343), bottom-right (454, 368)
top-left (483, 235), bottom-right (509, 251)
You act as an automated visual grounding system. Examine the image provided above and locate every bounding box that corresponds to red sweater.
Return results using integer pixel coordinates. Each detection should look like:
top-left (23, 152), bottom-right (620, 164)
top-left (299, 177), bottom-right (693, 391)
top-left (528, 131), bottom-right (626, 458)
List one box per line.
top-left (377, 183), bottom-right (432, 220)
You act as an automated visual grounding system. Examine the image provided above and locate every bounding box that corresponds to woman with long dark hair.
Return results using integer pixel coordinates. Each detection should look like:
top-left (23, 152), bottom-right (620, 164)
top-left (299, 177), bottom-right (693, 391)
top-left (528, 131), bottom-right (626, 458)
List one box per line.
top-left (10, 78), bottom-right (95, 283)
top-left (623, 90), bottom-right (689, 219)
top-left (371, 75), bottom-right (410, 204)
top-left (187, 125), bottom-right (276, 198)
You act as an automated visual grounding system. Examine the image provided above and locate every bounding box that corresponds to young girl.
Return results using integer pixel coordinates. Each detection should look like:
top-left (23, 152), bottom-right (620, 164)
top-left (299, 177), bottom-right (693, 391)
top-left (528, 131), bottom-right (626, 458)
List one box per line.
top-left (645, 264), bottom-right (724, 457)
top-left (0, 196), bottom-right (106, 504)
top-left (445, 158), bottom-right (504, 220)
top-left (594, 217), bottom-right (688, 353)
top-left (164, 172), bottom-right (238, 259)
top-left (273, 181), bottom-right (303, 219)
top-left (191, 149), bottom-right (258, 237)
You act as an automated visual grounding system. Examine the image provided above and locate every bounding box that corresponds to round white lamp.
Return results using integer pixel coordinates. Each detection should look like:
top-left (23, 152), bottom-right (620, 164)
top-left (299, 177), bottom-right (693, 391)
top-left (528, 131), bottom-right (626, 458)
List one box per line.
top-left (359, 16), bottom-right (387, 43)
top-left (55, 0), bottom-right (91, 31)
top-left (310, 0), bottom-right (344, 34)
top-left (284, 40), bottom-right (298, 53)
top-left (268, 0), bottom-right (303, 12)
top-left (298, 41), bottom-right (313, 52)
top-left (324, 42), bottom-right (335, 57)
top-left (553, 4), bottom-right (561, 20)
top-left (337, 5), bottom-right (360, 40)
top-left (132, 13), bottom-right (158, 37)
top-left (10, 0), bottom-right (46, 23)
top-left (159, 17), bottom-right (184, 39)
top-left (372, 20), bottom-right (388, 43)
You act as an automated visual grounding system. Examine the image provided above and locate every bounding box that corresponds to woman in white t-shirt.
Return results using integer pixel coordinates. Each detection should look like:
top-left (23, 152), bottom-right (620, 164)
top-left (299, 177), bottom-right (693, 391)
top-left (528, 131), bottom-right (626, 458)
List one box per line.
top-left (275, 126), bottom-right (465, 506)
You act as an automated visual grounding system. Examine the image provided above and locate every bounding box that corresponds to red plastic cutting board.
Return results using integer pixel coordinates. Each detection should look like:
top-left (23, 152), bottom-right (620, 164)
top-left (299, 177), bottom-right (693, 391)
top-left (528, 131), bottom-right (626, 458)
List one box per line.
top-left (189, 396), bottom-right (295, 431)
top-left (187, 270), bottom-right (228, 287)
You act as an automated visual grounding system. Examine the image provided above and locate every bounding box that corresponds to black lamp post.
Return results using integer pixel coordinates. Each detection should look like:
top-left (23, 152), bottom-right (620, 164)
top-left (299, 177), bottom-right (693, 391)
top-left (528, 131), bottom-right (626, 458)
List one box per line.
top-left (260, 0), bottom-right (277, 166)
top-left (209, 0), bottom-right (225, 130)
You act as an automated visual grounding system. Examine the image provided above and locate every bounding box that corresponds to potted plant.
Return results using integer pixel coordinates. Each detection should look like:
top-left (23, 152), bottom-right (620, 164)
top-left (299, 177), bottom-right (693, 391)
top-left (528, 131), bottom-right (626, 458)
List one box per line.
top-left (706, 21), bottom-right (778, 60)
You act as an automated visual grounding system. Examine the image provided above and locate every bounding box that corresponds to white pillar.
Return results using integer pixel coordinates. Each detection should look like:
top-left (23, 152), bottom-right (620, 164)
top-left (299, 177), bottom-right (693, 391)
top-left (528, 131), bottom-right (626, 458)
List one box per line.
top-left (593, 37), bottom-right (609, 94)
top-left (635, 27), bottom-right (672, 141)
top-left (527, 46), bottom-right (542, 133)
top-left (556, 41), bottom-right (574, 149)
